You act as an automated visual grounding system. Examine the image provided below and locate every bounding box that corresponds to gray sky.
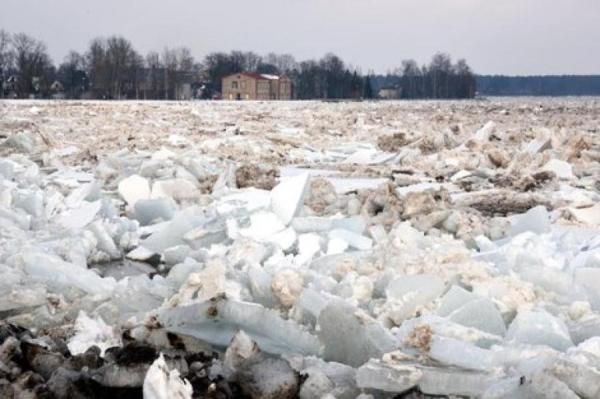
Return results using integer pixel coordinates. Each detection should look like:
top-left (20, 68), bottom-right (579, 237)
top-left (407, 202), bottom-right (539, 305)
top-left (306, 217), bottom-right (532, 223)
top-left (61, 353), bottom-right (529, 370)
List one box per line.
top-left (2, 0), bottom-right (599, 75)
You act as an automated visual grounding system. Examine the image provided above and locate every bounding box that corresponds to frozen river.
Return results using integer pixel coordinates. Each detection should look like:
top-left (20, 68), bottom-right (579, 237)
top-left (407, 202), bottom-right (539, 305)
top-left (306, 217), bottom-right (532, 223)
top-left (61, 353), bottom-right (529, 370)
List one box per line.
top-left (0, 98), bottom-right (599, 398)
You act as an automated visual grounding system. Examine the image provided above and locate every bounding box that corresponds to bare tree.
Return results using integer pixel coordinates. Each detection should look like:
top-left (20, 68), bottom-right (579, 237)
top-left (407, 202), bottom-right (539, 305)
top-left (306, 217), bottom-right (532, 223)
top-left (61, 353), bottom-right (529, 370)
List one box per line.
top-left (58, 51), bottom-right (86, 98)
top-left (202, 52), bottom-right (242, 93)
top-left (264, 53), bottom-right (297, 74)
top-left (454, 59), bottom-right (476, 98)
top-left (12, 33), bottom-right (54, 98)
top-left (0, 30), bottom-right (13, 98)
top-left (84, 36), bottom-right (141, 99)
top-left (105, 36), bottom-right (138, 99)
top-left (241, 51), bottom-right (261, 72)
top-left (175, 47), bottom-right (194, 99)
top-left (320, 53), bottom-right (345, 98)
top-left (161, 47), bottom-right (178, 99)
top-left (86, 38), bottom-right (109, 98)
top-left (429, 52), bottom-right (452, 98)
top-left (145, 51), bottom-right (162, 99)
top-left (130, 52), bottom-right (145, 99)
top-left (401, 59), bottom-right (420, 98)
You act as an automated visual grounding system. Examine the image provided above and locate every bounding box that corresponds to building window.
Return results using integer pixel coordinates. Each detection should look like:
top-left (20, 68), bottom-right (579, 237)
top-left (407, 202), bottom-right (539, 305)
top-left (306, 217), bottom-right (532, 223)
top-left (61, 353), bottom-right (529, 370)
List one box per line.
top-left (241, 81), bottom-right (247, 89)
top-left (232, 81), bottom-right (238, 89)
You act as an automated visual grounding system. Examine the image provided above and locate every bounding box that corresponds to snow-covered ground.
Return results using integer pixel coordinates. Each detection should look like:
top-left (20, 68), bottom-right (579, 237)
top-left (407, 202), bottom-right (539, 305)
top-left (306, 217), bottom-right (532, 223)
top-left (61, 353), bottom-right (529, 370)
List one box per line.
top-left (0, 98), bottom-right (600, 398)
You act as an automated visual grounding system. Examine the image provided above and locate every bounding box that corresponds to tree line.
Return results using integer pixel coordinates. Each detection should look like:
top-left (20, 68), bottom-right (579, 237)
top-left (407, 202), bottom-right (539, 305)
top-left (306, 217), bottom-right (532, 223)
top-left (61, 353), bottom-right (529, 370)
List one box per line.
top-left (370, 54), bottom-right (477, 99)
top-left (0, 30), bottom-right (477, 100)
top-left (477, 75), bottom-right (600, 96)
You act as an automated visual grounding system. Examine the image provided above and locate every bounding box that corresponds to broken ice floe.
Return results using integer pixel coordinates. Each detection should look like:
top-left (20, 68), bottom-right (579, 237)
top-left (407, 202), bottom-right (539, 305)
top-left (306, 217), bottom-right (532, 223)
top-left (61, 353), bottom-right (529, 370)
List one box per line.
top-left (1, 100), bottom-right (600, 397)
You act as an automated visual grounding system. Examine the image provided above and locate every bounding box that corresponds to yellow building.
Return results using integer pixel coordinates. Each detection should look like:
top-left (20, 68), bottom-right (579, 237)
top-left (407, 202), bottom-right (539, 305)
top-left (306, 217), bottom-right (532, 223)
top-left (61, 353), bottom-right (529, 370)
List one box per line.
top-left (222, 73), bottom-right (293, 100)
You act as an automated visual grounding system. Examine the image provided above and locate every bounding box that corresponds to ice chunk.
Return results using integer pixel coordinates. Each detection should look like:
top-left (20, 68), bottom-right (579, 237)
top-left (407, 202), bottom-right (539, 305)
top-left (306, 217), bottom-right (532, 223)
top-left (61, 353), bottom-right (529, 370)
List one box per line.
top-left (292, 217), bottom-right (334, 233)
top-left (247, 263), bottom-right (276, 307)
top-left (328, 229), bottom-right (372, 251)
top-left (126, 246), bottom-right (158, 263)
top-left (271, 173), bottom-right (310, 225)
top-left (524, 135), bottom-right (552, 154)
top-left (217, 188), bottom-right (271, 214)
top-left (510, 206), bottom-right (550, 236)
top-left (397, 315), bottom-right (504, 349)
top-left (1, 131), bottom-right (37, 153)
top-left (0, 159), bottom-right (17, 179)
top-left (223, 330), bottom-right (260, 378)
top-left (437, 285), bottom-right (478, 317)
top-left (267, 227), bottom-right (297, 251)
top-left (163, 245), bottom-right (191, 266)
top-left (13, 189), bottom-right (44, 218)
top-left (293, 356), bottom-right (359, 399)
top-left (133, 198), bottom-right (176, 226)
top-left (569, 316), bottom-right (600, 345)
top-left (419, 366), bottom-right (499, 397)
top-left (152, 147), bottom-right (176, 160)
top-left (64, 181), bottom-right (101, 208)
top-left (543, 159), bottom-right (574, 180)
top-left (292, 216), bottom-right (366, 234)
top-left (428, 335), bottom-right (495, 371)
top-left (166, 261), bottom-right (229, 307)
top-left (239, 211), bottom-right (286, 241)
top-left (56, 200), bottom-right (102, 230)
top-left (568, 204), bottom-right (600, 227)
top-left (395, 182), bottom-right (444, 197)
top-left (385, 275), bottom-right (446, 323)
top-left (182, 224), bottom-right (227, 250)
top-left (142, 207), bottom-right (208, 253)
top-left (20, 252), bottom-right (116, 295)
top-left (483, 373), bottom-right (579, 399)
top-left (151, 178), bottom-right (200, 201)
top-left (0, 272), bottom-right (47, 316)
top-left (549, 358), bottom-right (600, 399)
top-left (507, 311), bottom-right (573, 351)
top-left (332, 216), bottom-right (366, 234)
top-left (574, 268), bottom-right (600, 311)
top-left (143, 353), bottom-right (192, 399)
top-left (473, 121), bottom-right (496, 141)
top-left (0, 206), bottom-right (32, 230)
top-left (450, 169), bottom-right (472, 182)
top-left (159, 297), bottom-right (320, 356)
top-left (67, 311), bottom-right (121, 356)
top-left (447, 298), bottom-right (507, 337)
top-left (296, 288), bottom-right (329, 323)
top-left (369, 224), bottom-right (388, 246)
top-left (118, 174), bottom-right (150, 207)
top-left (356, 359), bottom-right (421, 393)
top-left (327, 237), bottom-right (349, 255)
top-left (317, 300), bottom-right (395, 367)
top-left (297, 233), bottom-right (322, 264)
top-left (88, 221), bottom-right (121, 259)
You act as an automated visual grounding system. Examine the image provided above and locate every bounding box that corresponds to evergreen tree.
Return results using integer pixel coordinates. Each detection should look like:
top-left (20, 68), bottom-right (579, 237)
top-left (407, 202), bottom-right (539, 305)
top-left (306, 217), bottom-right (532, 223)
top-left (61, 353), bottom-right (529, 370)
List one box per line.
top-left (363, 75), bottom-right (374, 99)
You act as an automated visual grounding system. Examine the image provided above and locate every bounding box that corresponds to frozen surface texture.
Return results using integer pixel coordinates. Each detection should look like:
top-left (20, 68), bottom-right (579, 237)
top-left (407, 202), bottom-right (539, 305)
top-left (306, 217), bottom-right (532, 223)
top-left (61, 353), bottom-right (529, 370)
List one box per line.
top-left (1, 98), bottom-right (600, 397)
top-left (143, 354), bottom-right (192, 399)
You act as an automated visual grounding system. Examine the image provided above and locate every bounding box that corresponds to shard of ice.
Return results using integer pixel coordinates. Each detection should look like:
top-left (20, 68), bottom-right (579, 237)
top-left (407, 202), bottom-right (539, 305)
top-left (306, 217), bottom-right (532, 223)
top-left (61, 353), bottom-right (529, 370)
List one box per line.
top-left (158, 296), bottom-right (320, 356)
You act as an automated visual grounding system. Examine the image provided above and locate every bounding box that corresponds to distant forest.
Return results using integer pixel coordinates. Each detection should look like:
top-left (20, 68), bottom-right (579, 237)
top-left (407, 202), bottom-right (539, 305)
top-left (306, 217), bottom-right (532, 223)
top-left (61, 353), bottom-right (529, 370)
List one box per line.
top-left (369, 55), bottom-right (477, 100)
top-left (476, 75), bottom-right (600, 96)
top-left (0, 30), bottom-right (476, 100)
top-left (3, 30), bottom-right (597, 100)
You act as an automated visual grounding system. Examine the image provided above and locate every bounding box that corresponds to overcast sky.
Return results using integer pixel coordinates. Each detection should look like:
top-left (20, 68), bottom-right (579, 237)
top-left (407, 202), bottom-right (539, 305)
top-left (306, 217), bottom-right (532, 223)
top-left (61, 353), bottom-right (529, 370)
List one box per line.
top-left (2, 0), bottom-right (599, 75)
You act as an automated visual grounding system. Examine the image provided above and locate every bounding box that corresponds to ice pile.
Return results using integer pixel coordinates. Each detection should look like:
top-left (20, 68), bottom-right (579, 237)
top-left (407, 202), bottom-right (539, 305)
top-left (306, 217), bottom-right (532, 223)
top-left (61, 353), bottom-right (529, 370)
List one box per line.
top-left (1, 100), bottom-right (600, 398)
